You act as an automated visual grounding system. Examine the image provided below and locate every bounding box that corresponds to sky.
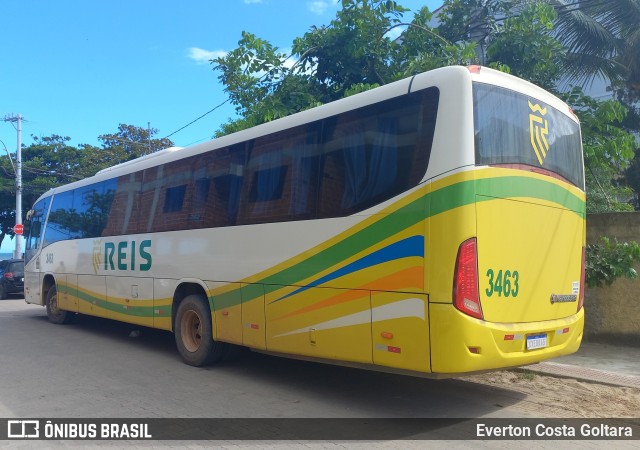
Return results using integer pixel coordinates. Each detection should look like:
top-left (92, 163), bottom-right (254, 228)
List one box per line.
top-left (1, 0), bottom-right (442, 149)
top-left (0, 0), bottom-right (442, 253)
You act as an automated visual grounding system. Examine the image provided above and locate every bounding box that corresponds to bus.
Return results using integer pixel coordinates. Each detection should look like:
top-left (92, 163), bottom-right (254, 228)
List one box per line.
top-left (23, 66), bottom-right (585, 377)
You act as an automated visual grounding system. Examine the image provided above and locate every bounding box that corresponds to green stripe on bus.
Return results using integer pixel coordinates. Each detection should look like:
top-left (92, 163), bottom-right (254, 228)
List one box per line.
top-left (59, 281), bottom-right (156, 318)
top-left (213, 175), bottom-right (584, 309)
top-left (431, 176), bottom-right (585, 217)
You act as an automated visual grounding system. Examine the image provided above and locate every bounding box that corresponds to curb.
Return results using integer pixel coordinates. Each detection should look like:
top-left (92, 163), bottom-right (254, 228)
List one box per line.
top-left (518, 361), bottom-right (640, 389)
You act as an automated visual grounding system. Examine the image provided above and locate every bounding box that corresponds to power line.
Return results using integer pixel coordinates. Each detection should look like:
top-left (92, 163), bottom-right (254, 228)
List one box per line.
top-left (163, 99), bottom-right (230, 140)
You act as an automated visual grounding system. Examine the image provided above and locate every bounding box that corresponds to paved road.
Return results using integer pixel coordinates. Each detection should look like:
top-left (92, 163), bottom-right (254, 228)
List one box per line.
top-left (0, 299), bottom-right (528, 419)
top-left (0, 299), bottom-right (636, 448)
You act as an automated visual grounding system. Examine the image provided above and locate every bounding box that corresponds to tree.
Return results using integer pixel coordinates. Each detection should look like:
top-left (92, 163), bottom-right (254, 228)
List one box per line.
top-left (563, 88), bottom-right (637, 212)
top-left (0, 124), bottom-right (174, 251)
top-left (213, 0), bottom-right (470, 135)
top-left (0, 135), bottom-right (83, 250)
top-left (212, 0), bottom-right (638, 211)
top-left (485, 2), bottom-right (565, 89)
top-left (213, 1), bottom-right (427, 135)
top-left (291, 0), bottom-right (409, 93)
top-left (545, 0), bottom-right (640, 208)
top-left (393, 5), bottom-right (477, 76)
top-left (213, 30), bottom-right (325, 136)
top-left (98, 123), bottom-right (174, 160)
top-left (549, 0), bottom-right (640, 100)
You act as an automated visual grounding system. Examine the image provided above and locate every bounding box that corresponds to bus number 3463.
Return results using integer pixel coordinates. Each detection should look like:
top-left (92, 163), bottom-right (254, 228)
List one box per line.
top-left (485, 269), bottom-right (520, 298)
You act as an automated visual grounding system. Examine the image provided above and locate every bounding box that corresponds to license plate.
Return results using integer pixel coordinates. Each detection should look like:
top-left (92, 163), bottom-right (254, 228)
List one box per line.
top-left (526, 333), bottom-right (547, 350)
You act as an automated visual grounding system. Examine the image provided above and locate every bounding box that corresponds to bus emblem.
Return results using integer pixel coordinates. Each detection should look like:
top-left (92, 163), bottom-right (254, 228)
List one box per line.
top-left (528, 100), bottom-right (550, 165)
top-left (92, 239), bottom-right (103, 274)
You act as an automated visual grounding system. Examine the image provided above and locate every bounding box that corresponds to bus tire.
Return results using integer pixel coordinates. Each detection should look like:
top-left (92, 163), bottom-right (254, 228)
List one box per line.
top-left (46, 285), bottom-right (73, 324)
top-left (174, 294), bottom-right (225, 366)
top-left (0, 285), bottom-right (6, 300)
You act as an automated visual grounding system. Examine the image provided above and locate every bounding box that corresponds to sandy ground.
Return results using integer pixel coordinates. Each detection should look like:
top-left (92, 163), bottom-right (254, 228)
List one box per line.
top-left (462, 370), bottom-right (640, 418)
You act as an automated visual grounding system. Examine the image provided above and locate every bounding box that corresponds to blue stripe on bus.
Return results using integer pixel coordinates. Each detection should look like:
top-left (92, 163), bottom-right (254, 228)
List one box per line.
top-left (270, 235), bottom-right (425, 304)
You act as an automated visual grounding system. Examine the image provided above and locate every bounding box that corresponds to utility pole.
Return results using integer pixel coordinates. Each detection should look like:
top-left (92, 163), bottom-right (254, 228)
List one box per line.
top-left (2, 114), bottom-right (23, 259)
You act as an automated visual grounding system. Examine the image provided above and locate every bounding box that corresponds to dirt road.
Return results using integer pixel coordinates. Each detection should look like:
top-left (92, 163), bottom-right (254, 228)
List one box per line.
top-left (463, 370), bottom-right (640, 417)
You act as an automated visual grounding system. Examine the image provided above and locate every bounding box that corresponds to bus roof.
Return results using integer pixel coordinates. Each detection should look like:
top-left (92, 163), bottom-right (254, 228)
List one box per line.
top-left (34, 65), bottom-right (572, 200)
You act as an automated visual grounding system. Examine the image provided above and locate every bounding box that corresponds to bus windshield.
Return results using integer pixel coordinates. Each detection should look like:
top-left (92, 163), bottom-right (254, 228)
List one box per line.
top-left (473, 82), bottom-right (584, 188)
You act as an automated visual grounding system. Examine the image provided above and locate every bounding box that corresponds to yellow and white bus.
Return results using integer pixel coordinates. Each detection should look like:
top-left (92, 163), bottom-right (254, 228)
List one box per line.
top-left (24, 66), bottom-right (585, 377)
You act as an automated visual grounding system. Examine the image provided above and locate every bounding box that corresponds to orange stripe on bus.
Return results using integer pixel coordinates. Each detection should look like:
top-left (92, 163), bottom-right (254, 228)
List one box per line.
top-left (275, 266), bottom-right (423, 320)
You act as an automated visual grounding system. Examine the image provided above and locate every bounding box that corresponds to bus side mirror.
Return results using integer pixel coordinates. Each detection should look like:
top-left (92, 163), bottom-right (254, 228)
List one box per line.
top-left (26, 209), bottom-right (35, 220)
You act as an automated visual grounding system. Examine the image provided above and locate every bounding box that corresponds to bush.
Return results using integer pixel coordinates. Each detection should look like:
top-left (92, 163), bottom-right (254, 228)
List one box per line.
top-left (585, 237), bottom-right (640, 288)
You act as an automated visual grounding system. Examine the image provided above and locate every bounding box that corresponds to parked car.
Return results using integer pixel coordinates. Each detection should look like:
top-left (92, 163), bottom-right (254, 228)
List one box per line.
top-left (0, 259), bottom-right (24, 299)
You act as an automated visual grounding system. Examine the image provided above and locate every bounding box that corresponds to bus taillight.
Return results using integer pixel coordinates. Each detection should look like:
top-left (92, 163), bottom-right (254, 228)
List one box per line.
top-left (578, 246), bottom-right (586, 312)
top-left (453, 238), bottom-right (483, 320)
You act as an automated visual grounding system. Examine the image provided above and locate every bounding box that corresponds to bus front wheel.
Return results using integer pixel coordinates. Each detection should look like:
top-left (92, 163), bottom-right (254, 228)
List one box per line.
top-left (46, 286), bottom-right (73, 324)
top-left (174, 295), bottom-right (225, 366)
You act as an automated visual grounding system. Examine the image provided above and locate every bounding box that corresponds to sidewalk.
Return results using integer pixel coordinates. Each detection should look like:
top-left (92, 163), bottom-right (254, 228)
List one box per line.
top-left (522, 341), bottom-right (640, 389)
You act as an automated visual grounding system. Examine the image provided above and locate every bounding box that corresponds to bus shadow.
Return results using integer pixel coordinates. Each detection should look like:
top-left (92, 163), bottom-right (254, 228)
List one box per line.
top-left (30, 312), bottom-right (526, 420)
top-left (220, 351), bottom-right (527, 418)
top-left (30, 312), bottom-right (177, 355)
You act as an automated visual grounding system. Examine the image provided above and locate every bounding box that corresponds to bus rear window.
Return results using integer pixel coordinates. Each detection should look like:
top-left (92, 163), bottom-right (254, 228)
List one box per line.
top-left (473, 83), bottom-right (584, 188)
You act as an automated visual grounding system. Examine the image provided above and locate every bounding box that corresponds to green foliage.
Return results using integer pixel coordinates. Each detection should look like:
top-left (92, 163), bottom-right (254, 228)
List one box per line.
top-left (213, 0), bottom-right (419, 134)
top-left (436, 0), bottom-right (502, 44)
top-left (394, 2), bottom-right (484, 75)
top-left (566, 89), bottom-right (636, 170)
top-left (212, 31), bottom-right (292, 118)
top-left (550, 0), bottom-right (640, 102)
top-left (586, 237), bottom-right (640, 287)
top-left (292, 0), bottom-right (408, 90)
top-left (98, 124), bottom-right (173, 161)
top-left (211, 0), bottom-right (640, 216)
top-left (343, 83), bottom-right (380, 97)
top-left (562, 87), bottom-right (637, 212)
top-left (485, 2), bottom-right (564, 90)
top-left (624, 148), bottom-right (640, 207)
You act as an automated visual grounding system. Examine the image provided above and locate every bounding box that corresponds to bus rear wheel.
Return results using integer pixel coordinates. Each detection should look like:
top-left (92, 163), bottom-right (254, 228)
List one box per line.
top-left (46, 286), bottom-right (74, 324)
top-left (174, 294), bottom-right (225, 366)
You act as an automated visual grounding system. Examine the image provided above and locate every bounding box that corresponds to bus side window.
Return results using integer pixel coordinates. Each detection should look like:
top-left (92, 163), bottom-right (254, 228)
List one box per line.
top-left (199, 144), bottom-right (247, 227)
top-left (43, 190), bottom-right (76, 246)
top-left (317, 88), bottom-right (438, 218)
top-left (103, 172), bottom-right (142, 236)
top-left (238, 124), bottom-right (319, 225)
top-left (72, 181), bottom-right (116, 239)
top-left (141, 160), bottom-right (190, 233)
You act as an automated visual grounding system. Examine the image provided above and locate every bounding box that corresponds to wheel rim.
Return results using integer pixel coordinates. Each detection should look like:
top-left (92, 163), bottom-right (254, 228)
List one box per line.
top-left (180, 309), bottom-right (202, 353)
top-left (49, 293), bottom-right (59, 315)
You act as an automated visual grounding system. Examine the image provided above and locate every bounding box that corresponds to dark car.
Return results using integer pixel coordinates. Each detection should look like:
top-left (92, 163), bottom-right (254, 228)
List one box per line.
top-left (0, 259), bottom-right (24, 299)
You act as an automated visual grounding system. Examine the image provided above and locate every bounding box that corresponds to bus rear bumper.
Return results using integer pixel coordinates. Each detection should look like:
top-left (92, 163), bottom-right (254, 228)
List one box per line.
top-left (429, 303), bottom-right (584, 374)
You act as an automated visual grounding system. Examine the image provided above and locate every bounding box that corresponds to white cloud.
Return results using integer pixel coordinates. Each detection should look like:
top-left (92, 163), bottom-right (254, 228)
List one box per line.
top-left (186, 47), bottom-right (227, 64)
top-left (307, 1), bottom-right (329, 15)
top-left (243, 0), bottom-right (264, 4)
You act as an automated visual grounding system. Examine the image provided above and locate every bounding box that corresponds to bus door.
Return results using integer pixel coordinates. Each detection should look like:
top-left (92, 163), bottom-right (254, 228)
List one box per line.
top-left (24, 197), bottom-right (50, 305)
